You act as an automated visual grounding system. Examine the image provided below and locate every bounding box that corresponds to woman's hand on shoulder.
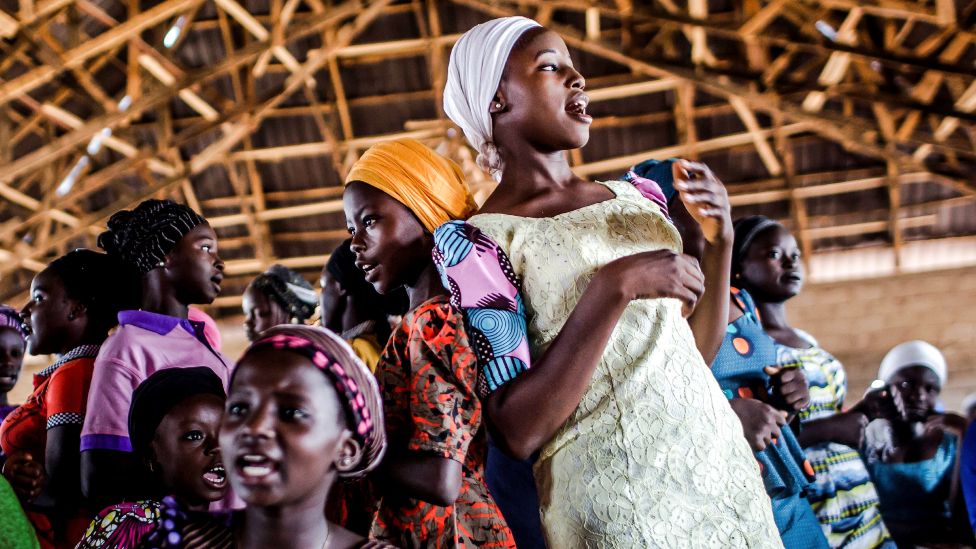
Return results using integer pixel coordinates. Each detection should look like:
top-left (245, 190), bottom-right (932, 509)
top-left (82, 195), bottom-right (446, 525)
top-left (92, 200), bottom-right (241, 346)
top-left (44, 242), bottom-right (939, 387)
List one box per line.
top-left (598, 249), bottom-right (705, 316)
top-left (673, 160), bottom-right (732, 246)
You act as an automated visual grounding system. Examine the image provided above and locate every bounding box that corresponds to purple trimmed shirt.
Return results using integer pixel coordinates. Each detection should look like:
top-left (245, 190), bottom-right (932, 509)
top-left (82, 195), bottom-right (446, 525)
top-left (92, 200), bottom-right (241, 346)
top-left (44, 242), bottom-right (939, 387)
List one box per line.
top-left (80, 310), bottom-right (231, 453)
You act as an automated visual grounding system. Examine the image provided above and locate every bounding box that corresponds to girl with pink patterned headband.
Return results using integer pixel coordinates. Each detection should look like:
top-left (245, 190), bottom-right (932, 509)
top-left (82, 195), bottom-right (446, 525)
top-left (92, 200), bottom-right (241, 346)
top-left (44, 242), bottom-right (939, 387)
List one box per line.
top-left (220, 324), bottom-right (392, 549)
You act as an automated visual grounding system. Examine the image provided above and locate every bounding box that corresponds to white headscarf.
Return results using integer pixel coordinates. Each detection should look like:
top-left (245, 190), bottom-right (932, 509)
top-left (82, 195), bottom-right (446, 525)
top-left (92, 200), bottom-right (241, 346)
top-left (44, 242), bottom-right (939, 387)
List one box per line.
top-left (878, 340), bottom-right (948, 387)
top-left (444, 16), bottom-right (542, 180)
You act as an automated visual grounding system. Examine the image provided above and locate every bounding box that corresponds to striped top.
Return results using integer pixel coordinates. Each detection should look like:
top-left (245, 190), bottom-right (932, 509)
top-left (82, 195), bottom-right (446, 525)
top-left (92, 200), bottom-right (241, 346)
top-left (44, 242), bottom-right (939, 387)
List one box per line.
top-left (786, 339), bottom-right (894, 549)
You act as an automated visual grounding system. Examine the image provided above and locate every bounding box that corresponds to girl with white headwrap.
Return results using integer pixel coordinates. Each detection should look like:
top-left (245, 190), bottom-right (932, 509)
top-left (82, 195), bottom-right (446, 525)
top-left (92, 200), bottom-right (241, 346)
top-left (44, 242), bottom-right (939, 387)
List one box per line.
top-left (436, 16), bottom-right (779, 547)
top-left (864, 340), bottom-right (973, 546)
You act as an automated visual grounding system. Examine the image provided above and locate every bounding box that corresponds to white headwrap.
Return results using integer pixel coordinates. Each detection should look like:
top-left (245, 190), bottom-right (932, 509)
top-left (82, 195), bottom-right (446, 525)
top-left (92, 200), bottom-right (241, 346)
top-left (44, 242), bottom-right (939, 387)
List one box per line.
top-left (878, 340), bottom-right (948, 387)
top-left (444, 16), bottom-right (542, 180)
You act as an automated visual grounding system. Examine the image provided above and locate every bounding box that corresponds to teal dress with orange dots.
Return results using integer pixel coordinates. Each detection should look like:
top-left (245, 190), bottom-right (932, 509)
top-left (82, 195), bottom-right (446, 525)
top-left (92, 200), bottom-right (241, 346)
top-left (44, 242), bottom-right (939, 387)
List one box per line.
top-left (712, 288), bottom-right (829, 549)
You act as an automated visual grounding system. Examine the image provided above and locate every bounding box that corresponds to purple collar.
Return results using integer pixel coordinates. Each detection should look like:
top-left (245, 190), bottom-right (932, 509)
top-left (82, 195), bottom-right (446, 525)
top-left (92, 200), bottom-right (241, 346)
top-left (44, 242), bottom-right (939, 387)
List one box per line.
top-left (117, 310), bottom-right (204, 339)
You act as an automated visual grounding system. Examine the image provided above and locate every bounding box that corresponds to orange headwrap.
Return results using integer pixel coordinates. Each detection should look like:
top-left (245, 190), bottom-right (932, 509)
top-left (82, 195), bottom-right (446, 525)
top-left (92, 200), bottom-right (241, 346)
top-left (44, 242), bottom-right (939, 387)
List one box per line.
top-left (345, 139), bottom-right (477, 232)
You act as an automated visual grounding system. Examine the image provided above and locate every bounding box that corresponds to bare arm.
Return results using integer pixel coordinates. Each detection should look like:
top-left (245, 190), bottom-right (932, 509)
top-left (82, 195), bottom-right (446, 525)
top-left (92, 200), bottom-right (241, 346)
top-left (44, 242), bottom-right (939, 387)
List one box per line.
top-left (488, 250), bottom-right (704, 460)
top-left (379, 452), bottom-right (462, 506)
top-left (673, 160), bottom-right (733, 365)
top-left (36, 425), bottom-right (83, 519)
top-left (80, 449), bottom-right (142, 510)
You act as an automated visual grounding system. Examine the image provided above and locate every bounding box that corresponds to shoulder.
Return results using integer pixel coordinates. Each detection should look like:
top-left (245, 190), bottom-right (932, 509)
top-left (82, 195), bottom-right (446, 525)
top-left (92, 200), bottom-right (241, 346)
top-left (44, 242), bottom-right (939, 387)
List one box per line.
top-left (408, 298), bottom-right (464, 332)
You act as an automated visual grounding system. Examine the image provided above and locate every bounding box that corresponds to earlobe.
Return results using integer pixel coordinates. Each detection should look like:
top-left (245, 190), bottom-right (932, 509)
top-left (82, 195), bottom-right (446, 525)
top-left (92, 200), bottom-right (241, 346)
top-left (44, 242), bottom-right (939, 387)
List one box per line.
top-left (489, 89), bottom-right (507, 114)
top-left (335, 432), bottom-right (364, 478)
top-left (68, 302), bottom-right (87, 322)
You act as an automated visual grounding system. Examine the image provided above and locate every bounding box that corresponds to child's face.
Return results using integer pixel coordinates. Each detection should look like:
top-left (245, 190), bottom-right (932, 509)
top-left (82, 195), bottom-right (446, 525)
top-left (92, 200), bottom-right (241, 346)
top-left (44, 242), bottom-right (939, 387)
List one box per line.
top-left (20, 268), bottom-right (76, 356)
top-left (343, 182), bottom-right (432, 295)
top-left (0, 327), bottom-right (24, 394)
top-left (164, 223), bottom-right (225, 305)
top-left (242, 285), bottom-right (288, 342)
top-left (494, 28), bottom-right (591, 153)
top-left (221, 348), bottom-right (350, 509)
top-left (149, 393), bottom-right (227, 509)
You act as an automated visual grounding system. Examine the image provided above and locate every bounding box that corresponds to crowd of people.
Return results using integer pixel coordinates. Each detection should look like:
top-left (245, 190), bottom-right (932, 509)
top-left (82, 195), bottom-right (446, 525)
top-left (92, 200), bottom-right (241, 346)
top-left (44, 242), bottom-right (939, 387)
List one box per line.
top-left (0, 15), bottom-right (972, 549)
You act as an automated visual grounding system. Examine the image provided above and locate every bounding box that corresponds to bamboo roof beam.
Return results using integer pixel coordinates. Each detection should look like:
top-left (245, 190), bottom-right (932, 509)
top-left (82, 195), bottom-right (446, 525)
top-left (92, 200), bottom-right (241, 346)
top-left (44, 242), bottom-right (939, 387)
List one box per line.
top-left (0, 0), bottom-right (205, 108)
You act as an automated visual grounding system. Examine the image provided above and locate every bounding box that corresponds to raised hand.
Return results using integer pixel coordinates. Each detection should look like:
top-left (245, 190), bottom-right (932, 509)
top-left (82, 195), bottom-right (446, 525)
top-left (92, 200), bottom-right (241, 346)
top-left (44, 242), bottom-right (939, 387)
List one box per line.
top-left (673, 160), bottom-right (732, 246)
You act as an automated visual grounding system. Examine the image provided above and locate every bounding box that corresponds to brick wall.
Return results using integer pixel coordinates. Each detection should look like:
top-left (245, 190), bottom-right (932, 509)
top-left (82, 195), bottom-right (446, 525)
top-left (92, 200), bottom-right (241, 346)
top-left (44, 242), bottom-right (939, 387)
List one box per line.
top-left (787, 265), bottom-right (976, 412)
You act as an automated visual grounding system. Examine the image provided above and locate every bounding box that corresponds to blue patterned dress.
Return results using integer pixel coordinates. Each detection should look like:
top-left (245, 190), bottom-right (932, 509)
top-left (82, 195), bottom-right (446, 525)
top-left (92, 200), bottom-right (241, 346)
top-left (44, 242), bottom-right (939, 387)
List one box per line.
top-left (712, 288), bottom-right (828, 549)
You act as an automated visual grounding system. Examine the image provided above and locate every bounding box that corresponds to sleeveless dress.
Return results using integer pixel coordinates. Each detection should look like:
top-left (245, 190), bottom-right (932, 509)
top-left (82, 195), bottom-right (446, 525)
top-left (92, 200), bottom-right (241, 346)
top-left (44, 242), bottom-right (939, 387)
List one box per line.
top-left (784, 337), bottom-right (893, 548)
top-left (712, 289), bottom-right (827, 549)
top-left (434, 180), bottom-right (780, 548)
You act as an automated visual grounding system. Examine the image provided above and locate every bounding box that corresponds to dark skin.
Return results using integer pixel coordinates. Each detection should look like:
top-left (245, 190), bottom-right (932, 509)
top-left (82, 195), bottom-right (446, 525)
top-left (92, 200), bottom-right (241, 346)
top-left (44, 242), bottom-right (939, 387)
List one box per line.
top-left (343, 182), bottom-right (463, 505)
top-left (221, 349), bottom-right (376, 549)
top-left (82, 222), bottom-right (226, 508)
top-left (0, 327), bottom-right (25, 406)
top-left (673, 199), bottom-right (808, 453)
top-left (5, 267), bottom-right (110, 532)
top-left (242, 284), bottom-right (290, 342)
top-left (878, 366), bottom-right (970, 543)
top-left (738, 225), bottom-right (868, 449)
top-left (471, 28), bottom-right (707, 459)
top-left (147, 393), bottom-right (227, 511)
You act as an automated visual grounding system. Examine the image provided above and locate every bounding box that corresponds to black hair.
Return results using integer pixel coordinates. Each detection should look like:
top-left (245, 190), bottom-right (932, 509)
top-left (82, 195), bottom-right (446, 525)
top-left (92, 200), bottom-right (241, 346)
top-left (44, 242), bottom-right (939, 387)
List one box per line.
top-left (45, 249), bottom-right (141, 336)
top-left (97, 199), bottom-right (206, 274)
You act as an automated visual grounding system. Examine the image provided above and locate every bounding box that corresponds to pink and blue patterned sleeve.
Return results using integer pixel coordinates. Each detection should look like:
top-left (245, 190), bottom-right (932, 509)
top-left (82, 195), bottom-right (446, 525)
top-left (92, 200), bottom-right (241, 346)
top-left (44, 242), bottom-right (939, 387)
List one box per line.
top-left (433, 220), bottom-right (531, 399)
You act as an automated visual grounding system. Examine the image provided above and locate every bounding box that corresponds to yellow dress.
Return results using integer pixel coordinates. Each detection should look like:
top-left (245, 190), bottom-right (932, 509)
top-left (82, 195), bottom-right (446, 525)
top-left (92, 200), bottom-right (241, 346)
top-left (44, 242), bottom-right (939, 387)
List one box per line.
top-left (466, 180), bottom-right (781, 548)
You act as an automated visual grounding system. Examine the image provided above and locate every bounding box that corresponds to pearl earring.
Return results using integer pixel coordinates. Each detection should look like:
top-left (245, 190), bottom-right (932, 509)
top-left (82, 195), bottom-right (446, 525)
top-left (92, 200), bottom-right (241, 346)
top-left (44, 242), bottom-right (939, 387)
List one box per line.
top-left (494, 102), bottom-right (502, 109)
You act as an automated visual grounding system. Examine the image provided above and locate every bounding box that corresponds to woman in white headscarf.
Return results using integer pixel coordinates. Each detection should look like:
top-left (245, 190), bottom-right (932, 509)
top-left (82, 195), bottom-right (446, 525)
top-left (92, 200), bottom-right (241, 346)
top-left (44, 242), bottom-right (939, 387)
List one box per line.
top-left (436, 16), bottom-right (780, 548)
top-left (865, 340), bottom-right (973, 547)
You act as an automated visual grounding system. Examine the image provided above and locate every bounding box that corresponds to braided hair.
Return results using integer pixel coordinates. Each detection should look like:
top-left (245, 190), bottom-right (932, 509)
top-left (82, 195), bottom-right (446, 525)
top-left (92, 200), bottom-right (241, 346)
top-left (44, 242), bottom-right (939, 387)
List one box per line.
top-left (97, 199), bottom-right (205, 274)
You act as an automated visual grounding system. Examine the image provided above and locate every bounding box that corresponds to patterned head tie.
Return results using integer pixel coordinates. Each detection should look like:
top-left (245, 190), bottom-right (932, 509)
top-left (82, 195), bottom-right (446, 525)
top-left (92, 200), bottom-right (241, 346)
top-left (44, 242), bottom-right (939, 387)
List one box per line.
top-left (97, 199), bottom-right (206, 274)
top-left (244, 325), bottom-right (386, 478)
top-left (731, 215), bottom-right (784, 276)
top-left (0, 305), bottom-right (26, 340)
top-left (249, 264), bottom-right (318, 322)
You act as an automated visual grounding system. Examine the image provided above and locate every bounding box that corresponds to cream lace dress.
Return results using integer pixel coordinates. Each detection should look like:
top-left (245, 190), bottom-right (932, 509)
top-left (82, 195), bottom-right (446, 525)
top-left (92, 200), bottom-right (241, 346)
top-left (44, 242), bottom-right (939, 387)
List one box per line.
top-left (465, 180), bottom-right (781, 548)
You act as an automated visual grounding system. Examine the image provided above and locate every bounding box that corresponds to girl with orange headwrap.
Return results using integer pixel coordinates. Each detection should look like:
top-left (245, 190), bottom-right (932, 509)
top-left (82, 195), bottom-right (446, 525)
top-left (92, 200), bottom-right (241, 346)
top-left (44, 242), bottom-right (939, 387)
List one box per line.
top-left (342, 139), bottom-right (514, 548)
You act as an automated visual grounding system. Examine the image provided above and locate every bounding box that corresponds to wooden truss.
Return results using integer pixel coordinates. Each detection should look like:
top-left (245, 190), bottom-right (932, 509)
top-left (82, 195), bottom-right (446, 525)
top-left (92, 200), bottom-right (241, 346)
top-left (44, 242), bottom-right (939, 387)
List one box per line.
top-left (0, 0), bottom-right (973, 309)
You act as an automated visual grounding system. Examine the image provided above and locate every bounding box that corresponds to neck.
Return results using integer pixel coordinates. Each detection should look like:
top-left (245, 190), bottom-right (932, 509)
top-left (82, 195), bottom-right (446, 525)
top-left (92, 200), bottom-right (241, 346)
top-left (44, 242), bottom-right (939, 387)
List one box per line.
top-left (0, 393), bottom-right (8, 406)
top-left (892, 418), bottom-right (927, 442)
top-left (140, 276), bottom-right (188, 319)
top-left (341, 296), bottom-right (372, 333)
top-left (240, 500), bottom-right (330, 549)
top-left (57, 332), bottom-right (106, 356)
top-left (495, 146), bottom-right (581, 196)
top-left (405, 263), bottom-right (448, 311)
top-left (755, 299), bottom-right (791, 332)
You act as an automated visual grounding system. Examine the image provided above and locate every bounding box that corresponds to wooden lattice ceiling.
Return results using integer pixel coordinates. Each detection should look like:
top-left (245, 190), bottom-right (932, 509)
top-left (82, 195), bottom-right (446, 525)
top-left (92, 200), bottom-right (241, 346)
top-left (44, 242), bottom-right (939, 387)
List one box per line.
top-left (0, 0), bottom-right (974, 314)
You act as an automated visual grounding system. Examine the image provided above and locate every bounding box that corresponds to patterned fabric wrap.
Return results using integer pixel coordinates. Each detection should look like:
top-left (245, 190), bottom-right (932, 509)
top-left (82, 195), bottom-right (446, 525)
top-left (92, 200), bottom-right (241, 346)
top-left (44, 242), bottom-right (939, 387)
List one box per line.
top-left (621, 157), bottom-right (678, 216)
top-left (788, 340), bottom-right (894, 549)
top-left (78, 497), bottom-right (234, 549)
top-left (249, 264), bottom-right (318, 322)
top-left (245, 325), bottom-right (386, 478)
top-left (369, 296), bottom-right (515, 548)
top-left (345, 138), bottom-right (476, 233)
top-left (432, 221), bottom-right (529, 398)
top-left (97, 199), bottom-right (205, 274)
top-left (713, 288), bottom-right (815, 497)
top-left (0, 305), bottom-right (26, 339)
